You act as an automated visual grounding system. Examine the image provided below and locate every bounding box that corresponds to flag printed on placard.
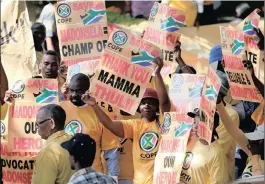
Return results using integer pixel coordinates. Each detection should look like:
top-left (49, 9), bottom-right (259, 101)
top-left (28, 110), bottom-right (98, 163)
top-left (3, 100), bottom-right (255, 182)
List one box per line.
top-left (80, 3), bottom-right (106, 25)
top-left (160, 15), bottom-right (185, 32)
top-left (131, 50), bottom-right (155, 66)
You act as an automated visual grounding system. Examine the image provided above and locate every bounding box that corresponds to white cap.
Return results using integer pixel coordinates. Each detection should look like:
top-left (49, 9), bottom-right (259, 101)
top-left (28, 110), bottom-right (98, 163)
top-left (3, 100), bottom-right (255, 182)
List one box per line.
top-left (245, 124), bottom-right (264, 141)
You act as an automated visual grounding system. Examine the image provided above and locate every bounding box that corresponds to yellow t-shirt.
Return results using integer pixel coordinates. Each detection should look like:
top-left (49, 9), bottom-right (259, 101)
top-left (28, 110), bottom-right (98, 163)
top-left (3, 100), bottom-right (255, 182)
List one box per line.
top-left (216, 104), bottom-right (240, 181)
top-left (180, 140), bottom-right (229, 184)
top-left (122, 115), bottom-right (163, 184)
top-left (1, 103), bottom-right (8, 120)
top-left (251, 99), bottom-right (264, 125)
top-left (241, 157), bottom-right (264, 178)
top-left (31, 131), bottom-right (74, 184)
top-left (60, 101), bottom-right (120, 173)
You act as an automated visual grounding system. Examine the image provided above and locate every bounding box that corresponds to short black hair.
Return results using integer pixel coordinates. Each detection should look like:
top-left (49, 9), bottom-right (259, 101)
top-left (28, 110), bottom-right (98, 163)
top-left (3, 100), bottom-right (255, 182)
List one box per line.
top-left (31, 22), bottom-right (46, 33)
top-left (70, 73), bottom-right (91, 91)
top-left (44, 50), bottom-right (60, 65)
top-left (39, 104), bottom-right (66, 130)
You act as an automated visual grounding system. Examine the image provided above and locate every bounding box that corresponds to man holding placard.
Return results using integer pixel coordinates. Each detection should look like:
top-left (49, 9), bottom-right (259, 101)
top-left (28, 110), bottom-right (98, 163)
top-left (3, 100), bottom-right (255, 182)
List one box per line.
top-left (82, 57), bottom-right (171, 184)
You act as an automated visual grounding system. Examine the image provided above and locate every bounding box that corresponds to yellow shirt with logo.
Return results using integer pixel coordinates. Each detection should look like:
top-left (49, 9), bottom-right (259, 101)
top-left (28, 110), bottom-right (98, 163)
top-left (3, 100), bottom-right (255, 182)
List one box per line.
top-left (216, 104), bottom-right (239, 181)
top-left (122, 115), bottom-right (163, 184)
top-left (180, 140), bottom-right (229, 184)
top-left (60, 101), bottom-right (120, 173)
top-left (31, 131), bottom-right (74, 184)
top-left (241, 157), bottom-right (264, 178)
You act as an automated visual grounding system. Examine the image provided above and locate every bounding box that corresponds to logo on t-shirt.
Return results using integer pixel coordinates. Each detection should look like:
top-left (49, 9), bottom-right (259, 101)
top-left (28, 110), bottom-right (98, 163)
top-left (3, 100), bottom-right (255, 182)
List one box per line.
top-left (1, 121), bottom-right (5, 134)
top-left (64, 120), bottom-right (82, 136)
top-left (182, 152), bottom-right (193, 170)
top-left (140, 132), bottom-right (159, 152)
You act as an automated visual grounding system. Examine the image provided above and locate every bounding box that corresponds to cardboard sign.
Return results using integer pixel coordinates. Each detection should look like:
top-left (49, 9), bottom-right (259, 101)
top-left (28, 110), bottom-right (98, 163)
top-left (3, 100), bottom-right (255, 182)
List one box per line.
top-left (8, 103), bottom-right (45, 152)
top-left (198, 68), bottom-right (221, 144)
top-left (169, 74), bottom-right (205, 113)
top-left (55, 1), bottom-right (108, 66)
top-left (143, 2), bottom-right (184, 63)
top-left (154, 112), bottom-right (192, 184)
top-left (91, 49), bottom-right (152, 115)
top-left (11, 78), bottom-right (59, 104)
top-left (237, 9), bottom-right (261, 78)
top-left (1, 0), bottom-right (37, 88)
top-left (66, 59), bottom-right (100, 83)
top-left (220, 26), bottom-right (263, 102)
top-left (1, 142), bottom-right (37, 184)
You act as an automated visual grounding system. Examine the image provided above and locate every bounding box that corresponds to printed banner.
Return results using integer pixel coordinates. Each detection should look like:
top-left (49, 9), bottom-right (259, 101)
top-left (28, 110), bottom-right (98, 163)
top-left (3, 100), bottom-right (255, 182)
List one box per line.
top-left (169, 74), bottom-right (205, 113)
top-left (143, 2), bottom-right (185, 64)
top-left (154, 112), bottom-right (192, 184)
top-left (11, 78), bottom-right (59, 104)
top-left (8, 103), bottom-right (45, 152)
top-left (91, 49), bottom-right (152, 115)
top-left (1, 0), bottom-right (37, 88)
top-left (55, 1), bottom-right (108, 66)
top-left (237, 9), bottom-right (261, 78)
top-left (66, 59), bottom-right (100, 83)
top-left (220, 26), bottom-right (263, 102)
top-left (1, 142), bottom-right (37, 184)
top-left (198, 67), bottom-right (221, 144)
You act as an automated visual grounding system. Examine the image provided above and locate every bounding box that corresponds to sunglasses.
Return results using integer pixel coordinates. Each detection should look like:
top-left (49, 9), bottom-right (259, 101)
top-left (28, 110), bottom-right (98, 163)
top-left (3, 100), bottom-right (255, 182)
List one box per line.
top-left (36, 119), bottom-right (52, 127)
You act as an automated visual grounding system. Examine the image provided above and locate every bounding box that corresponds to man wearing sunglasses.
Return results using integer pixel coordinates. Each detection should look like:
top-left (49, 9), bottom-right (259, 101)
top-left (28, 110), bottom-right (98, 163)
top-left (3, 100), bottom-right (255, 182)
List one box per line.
top-left (31, 104), bottom-right (74, 184)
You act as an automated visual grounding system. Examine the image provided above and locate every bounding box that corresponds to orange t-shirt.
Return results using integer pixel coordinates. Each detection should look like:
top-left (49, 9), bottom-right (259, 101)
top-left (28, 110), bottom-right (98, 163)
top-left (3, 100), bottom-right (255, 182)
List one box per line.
top-left (60, 101), bottom-right (120, 173)
top-left (122, 116), bottom-right (163, 184)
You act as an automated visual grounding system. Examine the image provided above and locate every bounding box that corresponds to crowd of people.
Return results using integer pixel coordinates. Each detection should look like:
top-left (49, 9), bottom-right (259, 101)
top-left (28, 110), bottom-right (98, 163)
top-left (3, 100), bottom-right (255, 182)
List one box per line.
top-left (1, 1), bottom-right (265, 184)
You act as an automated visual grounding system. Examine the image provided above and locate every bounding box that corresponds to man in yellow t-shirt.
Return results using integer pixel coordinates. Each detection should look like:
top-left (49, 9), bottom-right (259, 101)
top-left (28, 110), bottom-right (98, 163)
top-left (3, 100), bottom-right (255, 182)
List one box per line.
top-left (179, 109), bottom-right (229, 184)
top-left (61, 73), bottom-right (120, 182)
top-left (82, 57), bottom-right (171, 184)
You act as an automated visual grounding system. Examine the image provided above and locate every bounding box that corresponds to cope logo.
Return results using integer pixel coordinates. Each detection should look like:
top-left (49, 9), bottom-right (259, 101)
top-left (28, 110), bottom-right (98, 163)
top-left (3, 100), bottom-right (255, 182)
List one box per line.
top-left (1, 121), bottom-right (5, 134)
top-left (65, 120), bottom-right (82, 136)
top-left (150, 3), bottom-right (159, 17)
top-left (113, 31), bottom-right (128, 46)
top-left (140, 132), bottom-right (158, 152)
top-left (182, 152), bottom-right (193, 170)
top-left (12, 80), bottom-right (25, 93)
top-left (172, 75), bottom-right (184, 88)
top-left (57, 4), bottom-right (71, 18)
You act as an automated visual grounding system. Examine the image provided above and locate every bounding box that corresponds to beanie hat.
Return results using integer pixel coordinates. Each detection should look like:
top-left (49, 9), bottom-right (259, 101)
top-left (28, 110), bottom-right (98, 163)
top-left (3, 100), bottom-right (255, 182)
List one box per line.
top-left (209, 45), bottom-right (223, 64)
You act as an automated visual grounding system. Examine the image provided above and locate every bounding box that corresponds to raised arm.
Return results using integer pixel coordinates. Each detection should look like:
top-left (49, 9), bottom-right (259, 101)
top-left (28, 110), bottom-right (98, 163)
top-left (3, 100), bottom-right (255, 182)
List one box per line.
top-left (82, 93), bottom-right (125, 138)
top-left (153, 57), bottom-right (171, 113)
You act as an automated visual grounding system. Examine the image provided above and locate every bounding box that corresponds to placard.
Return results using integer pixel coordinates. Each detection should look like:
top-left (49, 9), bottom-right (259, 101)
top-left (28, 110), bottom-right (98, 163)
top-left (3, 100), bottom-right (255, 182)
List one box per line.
top-left (169, 74), bottom-right (205, 113)
top-left (8, 103), bottom-right (45, 152)
top-left (237, 9), bottom-right (261, 78)
top-left (55, 1), bottom-right (108, 66)
top-left (154, 112), bottom-right (192, 184)
top-left (198, 67), bottom-right (221, 144)
top-left (66, 59), bottom-right (100, 83)
top-left (1, 142), bottom-right (37, 184)
top-left (11, 78), bottom-right (59, 104)
top-left (220, 26), bottom-right (263, 102)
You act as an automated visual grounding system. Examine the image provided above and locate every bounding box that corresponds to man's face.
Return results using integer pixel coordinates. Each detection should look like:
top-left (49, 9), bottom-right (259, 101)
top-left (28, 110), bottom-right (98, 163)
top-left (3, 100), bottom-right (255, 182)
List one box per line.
top-left (69, 81), bottom-right (87, 107)
top-left (41, 54), bottom-right (58, 78)
top-left (139, 98), bottom-right (158, 120)
top-left (35, 110), bottom-right (52, 140)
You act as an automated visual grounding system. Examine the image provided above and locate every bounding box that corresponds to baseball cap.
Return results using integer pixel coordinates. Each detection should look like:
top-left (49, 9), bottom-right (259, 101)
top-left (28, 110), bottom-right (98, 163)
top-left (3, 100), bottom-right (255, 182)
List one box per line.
top-left (187, 108), bottom-right (200, 118)
top-left (142, 88), bottom-right (159, 100)
top-left (61, 133), bottom-right (96, 160)
top-left (245, 124), bottom-right (264, 141)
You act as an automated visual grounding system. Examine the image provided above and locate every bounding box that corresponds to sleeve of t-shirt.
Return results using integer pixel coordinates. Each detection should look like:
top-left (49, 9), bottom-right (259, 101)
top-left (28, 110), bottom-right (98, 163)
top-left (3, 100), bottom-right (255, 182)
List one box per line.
top-left (102, 126), bottom-right (121, 151)
top-left (208, 149), bottom-right (229, 184)
top-left (39, 5), bottom-right (55, 37)
top-left (121, 119), bottom-right (134, 139)
top-left (31, 150), bottom-right (57, 184)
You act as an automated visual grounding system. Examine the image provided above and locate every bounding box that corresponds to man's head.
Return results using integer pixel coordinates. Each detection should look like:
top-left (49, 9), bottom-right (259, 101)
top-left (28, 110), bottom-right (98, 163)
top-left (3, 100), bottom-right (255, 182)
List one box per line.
top-left (61, 133), bottom-right (96, 170)
top-left (31, 22), bottom-right (46, 52)
top-left (187, 108), bottom-right (200, 140)
top-left (69, 73), bottom-right (90, 107)
top-left (138, 88), bottom-right (159, 121)
top-left (169, 65), bottom-right (197, 78)
top-left (36, 104), bottom-right (66, 140)
top-left (41, 50), bottom-right (60, 78)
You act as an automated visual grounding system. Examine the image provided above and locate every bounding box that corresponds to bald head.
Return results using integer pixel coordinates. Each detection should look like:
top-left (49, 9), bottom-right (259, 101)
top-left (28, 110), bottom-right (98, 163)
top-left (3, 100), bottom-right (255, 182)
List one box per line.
top-left (70, 73), bottom-right (90, 91)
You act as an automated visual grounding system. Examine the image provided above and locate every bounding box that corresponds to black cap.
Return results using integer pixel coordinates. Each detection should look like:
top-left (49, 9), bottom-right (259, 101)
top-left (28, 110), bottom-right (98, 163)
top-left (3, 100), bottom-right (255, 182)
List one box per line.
top-left (61, 133), bottom-right (96, 161)
top-left (187, 108), bottom-right (200, 118)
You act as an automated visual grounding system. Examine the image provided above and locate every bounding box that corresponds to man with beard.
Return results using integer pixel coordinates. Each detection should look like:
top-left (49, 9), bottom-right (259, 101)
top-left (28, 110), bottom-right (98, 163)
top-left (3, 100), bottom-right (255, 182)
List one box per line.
top-left (60, 73), bottom-right (120, 182)
top-left (31, 104), bottom-right (74, 184)
top-left (81, 57), bottom-right (171, 184)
